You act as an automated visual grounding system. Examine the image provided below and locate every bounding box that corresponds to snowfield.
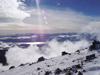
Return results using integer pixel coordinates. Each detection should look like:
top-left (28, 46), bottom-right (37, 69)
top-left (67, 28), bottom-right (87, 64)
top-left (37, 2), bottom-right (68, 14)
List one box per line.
top-left (0, 48), bottom-right (100, 75)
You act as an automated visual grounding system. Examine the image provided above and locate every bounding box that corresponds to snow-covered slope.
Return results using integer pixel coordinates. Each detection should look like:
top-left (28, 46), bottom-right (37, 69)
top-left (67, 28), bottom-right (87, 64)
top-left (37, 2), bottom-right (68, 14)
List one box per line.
top-left (0, 48), bottom-right (100, 75)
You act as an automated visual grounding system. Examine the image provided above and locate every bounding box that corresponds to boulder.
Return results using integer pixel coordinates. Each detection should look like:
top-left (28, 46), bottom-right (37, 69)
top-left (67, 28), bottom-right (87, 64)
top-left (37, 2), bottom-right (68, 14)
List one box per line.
top-left (77, 71), bottom-right (83, 75)
top-left (19, 64), bottom-right (25, 67)
top-left (63, 68), bottom-right (68, 72)
top-left (37, 56), bottom-right (46, 62)
top-left (72, 64), bottom-right (81, 69)
top-left (86, 54), bottom-right (95, 61)
top-left (45, 71), bottom-right (51, 75)
top-left (65, 71), bottom-right (71, 75)
top-left (37, 67), bottom-right (41, 70)
top-left (55, 68), bottom-right (62, 74)
top-left (9, 66), bottom-right (15, 70)
top-left (62, 51), bottom-right (69, 56)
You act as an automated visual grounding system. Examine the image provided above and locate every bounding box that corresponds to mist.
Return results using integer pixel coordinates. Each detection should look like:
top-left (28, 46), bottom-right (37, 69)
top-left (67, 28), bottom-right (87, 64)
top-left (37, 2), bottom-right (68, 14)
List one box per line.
top-left (0, 39), bottom-right (90, 71)
top-left (41, 39), bottom-right (90, 58)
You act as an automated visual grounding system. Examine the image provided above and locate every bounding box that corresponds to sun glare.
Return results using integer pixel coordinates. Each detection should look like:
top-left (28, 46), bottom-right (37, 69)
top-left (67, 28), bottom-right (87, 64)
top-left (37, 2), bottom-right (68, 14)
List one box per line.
top-left (35, 0), bottom-right (44, 33)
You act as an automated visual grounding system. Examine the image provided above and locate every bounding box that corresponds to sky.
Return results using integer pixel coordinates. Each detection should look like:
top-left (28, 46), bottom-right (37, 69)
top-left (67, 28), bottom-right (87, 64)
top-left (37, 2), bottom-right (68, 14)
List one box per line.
top-left (0, 0), bottom-right (100, 35)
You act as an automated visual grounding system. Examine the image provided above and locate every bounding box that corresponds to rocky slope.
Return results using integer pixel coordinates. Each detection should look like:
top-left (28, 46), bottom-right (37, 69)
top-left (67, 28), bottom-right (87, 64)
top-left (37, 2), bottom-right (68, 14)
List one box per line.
top-left (0, 47), bottom-right (100, 75)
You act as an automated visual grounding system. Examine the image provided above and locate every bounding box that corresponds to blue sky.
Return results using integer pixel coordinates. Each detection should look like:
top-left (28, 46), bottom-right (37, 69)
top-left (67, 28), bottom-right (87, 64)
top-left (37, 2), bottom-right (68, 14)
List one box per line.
top-left (0, 0), bottom-right (100, 35)
top-left (24, 0), bottom-right (100, 16)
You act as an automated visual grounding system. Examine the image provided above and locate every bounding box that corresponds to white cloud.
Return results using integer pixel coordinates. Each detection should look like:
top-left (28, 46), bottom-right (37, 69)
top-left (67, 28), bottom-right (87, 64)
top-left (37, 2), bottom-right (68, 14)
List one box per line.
top-left (41, 39), bottom-right (90, 58)
top-left (3, 39), bottom-right (90, 71)
top-left (0, 0), bottom-right (30, 22)
top-left (81, 21), bottom-right (100, 41)
top-left (6, 45), bottom-right (42, 66)
top-left (23, 8), bottom-right (95, 32)
top-left (0, 4), bottom-right (100, 34)
top-left (82, 21), bottom-right (100, 34)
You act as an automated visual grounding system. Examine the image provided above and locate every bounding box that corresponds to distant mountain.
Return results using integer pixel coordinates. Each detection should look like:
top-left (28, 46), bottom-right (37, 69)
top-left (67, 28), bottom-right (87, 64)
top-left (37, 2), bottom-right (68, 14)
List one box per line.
top-left (0, 33), bottom-right (97, 42)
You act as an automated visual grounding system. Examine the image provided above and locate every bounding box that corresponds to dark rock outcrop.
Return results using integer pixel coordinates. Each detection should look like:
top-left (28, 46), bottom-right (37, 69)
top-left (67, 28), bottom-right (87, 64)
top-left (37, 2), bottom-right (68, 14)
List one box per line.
top-left (9, 66), bottom-right (15, 70)
top-left (89, 40), bottom-right (100, 50)
top-left (65, 71), bottom-right (71, 75)
top-left (85, 54), bottom-right (95, 61)
top-left (37, 56), bottom-right (46, 62)
top-left (0, 50), bottom-right (8, 65)
top-left (62, 51), bottom-right (69, 56)
top-left (77, 71), bottom-right (83, 75)
top-left (19, 64), bottom-right (25, 67)
top-left (37, 67), bottom-right (41, 70)
top-left (72, 64), bottom-right (81, 69)
top-left (45, 71), bottom-right (51, 75)
top-left (55, 68), bottom-right (62, 75)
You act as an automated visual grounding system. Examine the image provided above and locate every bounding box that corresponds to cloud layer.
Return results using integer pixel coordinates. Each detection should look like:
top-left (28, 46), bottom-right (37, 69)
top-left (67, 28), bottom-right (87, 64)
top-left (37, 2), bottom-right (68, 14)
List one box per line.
top-left (0, 0), bottom-right (100, 35)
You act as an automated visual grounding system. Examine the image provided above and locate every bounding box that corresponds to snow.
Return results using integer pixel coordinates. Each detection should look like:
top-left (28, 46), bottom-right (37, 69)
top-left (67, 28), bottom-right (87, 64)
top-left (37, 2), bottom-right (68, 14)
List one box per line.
top-left (0, 48), bottom-right (100, 75)
top-left (0, 41), bottom-right (10, 48)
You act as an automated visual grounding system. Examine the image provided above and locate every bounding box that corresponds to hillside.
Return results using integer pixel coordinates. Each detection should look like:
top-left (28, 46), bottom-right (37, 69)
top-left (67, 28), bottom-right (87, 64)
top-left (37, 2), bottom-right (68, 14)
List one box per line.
top-left (0, 47), bottom-right (100, 75)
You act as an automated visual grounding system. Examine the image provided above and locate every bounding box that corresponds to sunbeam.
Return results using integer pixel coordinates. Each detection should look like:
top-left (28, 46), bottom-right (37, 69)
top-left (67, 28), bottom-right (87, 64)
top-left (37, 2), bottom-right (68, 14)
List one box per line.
top-left (36, 0), bottom-right (43, 33)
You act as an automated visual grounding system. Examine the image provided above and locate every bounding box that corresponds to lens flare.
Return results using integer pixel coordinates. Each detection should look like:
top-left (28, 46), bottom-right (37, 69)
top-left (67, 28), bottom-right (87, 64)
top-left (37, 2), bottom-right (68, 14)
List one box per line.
top-left (36, 0), bottom-right (44, 33)
top-left (41, 9), bottom-right (48, 25)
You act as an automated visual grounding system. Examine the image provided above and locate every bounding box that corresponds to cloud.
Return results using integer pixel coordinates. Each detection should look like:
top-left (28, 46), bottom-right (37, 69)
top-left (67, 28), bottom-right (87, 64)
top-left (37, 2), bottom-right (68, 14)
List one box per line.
top-left (0, 0), bottom-right (30, 23)
top-left (23, 8), bottom-right (97, 33)
top-left (82, 21), bottom-right (100, 34)
top-left (24, 8), bottom-right (91, 26)
top-left (81, 21), bottom-right (100, 41)
top-left (6, 45), bottom-right (43, 66)
top-left (41, 39), bottom-right (90, 58)
top-left (3, 39), bottom-right (90, 71)
top-left (0, 3), bottom-right (100, 34)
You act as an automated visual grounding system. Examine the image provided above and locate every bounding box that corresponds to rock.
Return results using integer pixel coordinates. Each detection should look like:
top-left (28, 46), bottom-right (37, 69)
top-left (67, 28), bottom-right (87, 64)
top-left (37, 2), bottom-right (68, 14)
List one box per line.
top-left (74, 70), bottom-right (78, 73)
top-left (76, 50), bottom-right (80, 53)
top-left (19, 64), bottom-right (25, 67)
top-left (45, 71), bottom-right (51, 75)
top-left (37, 56), bottom-right (46, 62)
top-left (63, 68), bottom-right (68, 72)
top-left (72, 64), bottom-right (81, 69)
top-left (47, 65), bottom-right (50, 67)
top-left (85, 54), bottom-right (95, 61)
top-left (77, 71), bottom-right (83, 75)
top-left (65, 71), bottom-right (71, 75)
top-left (72, 60), bottom-right (75, 62)
top-left (55, 68), bottom-right (62, 74)
top-left (37, 67), bottom-right (41, 70)
top-left (67, 67), bottom-right (72, 70)
top-left (82, 69), bottom-right (86, 72)
top-left (0, 50), bottom-right (8, 65)
top-left (62, 51), bottom-right (69, 56)
top-left (29, 63), bottom-right (32, 66)
top-left (9, 66), bottom-right (15, 70)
